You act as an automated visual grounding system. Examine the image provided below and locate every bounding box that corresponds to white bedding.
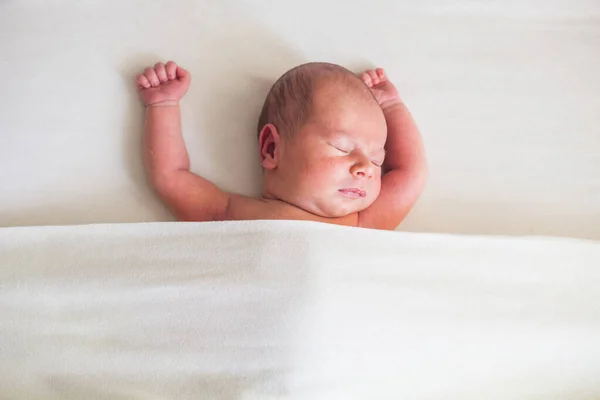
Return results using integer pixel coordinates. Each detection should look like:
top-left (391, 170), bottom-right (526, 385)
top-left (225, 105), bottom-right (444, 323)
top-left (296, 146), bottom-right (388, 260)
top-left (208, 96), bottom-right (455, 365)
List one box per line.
top-left (1, 221), bottom-right (599, 399)
top-left (1, 0), bottom-right (600, 239)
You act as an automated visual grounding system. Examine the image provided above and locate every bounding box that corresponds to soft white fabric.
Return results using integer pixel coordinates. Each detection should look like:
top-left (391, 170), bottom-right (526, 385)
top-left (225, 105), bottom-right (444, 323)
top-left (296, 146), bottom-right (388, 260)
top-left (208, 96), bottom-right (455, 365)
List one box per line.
top-left (1, 220), bottom-right (599, 399)
top-left (1, 1), bottom-right (600, 239)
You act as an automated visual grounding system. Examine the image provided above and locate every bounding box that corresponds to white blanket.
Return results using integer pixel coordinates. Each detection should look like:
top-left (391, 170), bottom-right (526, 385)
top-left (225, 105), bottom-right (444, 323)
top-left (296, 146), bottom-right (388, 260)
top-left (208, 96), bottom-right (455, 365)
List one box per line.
top-left (2, 1), bottom-right (600, 239)
top-left (1, 221), bottom-right (600, 399)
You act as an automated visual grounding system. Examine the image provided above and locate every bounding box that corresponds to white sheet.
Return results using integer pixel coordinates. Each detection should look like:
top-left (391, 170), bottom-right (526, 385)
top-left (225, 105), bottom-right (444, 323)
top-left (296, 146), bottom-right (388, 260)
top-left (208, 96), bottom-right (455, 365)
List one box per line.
top-left (1, 1), bottom-right (599, 239)
top-left (1, 221), bottom-right (599, 399)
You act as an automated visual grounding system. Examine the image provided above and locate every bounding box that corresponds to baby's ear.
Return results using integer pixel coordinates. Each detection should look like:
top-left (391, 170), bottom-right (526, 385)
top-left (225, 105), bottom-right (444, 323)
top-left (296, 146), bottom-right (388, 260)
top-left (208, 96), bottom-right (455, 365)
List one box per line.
top-left (258, 124), bottom-right (280, 169)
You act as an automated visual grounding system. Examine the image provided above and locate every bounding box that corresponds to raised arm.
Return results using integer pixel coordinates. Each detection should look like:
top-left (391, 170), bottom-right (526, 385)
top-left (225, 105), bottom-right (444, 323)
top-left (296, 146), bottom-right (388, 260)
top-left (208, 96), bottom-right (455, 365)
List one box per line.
top-left (136, 61), bottom-right (229, 221)
top-left (358, 68), bottom-right (427, 230)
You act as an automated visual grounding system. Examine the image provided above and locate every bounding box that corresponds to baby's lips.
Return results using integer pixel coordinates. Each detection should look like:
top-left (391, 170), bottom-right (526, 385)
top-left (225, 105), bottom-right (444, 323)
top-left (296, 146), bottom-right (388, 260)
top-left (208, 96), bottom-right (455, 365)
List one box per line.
top-left (339, 188), bottom-right (366, 198)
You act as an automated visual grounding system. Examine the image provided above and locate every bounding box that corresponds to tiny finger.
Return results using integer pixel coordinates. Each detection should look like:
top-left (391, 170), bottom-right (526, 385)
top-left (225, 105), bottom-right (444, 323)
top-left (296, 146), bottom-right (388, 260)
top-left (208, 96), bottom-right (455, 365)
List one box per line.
top-left (176, 66), bottom-right (191, 83)
top-left (361, 72), bottom-right (373, 87)
top-left (136, 74), bottom-right (151, 89)
top-left (154, 62), bottom-right (168, 83)
top-left (376, 68), bottom-right (386, 79)
top-left (368, 70), bottom-right (379, 85)
top-left (165, 61), bottom-right (177, 80)
top-left (144, 67), bottom-right (160, 87)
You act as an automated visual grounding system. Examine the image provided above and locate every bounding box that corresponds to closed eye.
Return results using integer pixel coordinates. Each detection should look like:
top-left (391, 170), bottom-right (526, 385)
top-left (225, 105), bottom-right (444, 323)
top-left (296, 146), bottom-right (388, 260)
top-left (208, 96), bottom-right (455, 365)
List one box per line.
top-left (371, 150), bottom-right (386, 167)
top-left (332, 145), bottom-right (350, 154)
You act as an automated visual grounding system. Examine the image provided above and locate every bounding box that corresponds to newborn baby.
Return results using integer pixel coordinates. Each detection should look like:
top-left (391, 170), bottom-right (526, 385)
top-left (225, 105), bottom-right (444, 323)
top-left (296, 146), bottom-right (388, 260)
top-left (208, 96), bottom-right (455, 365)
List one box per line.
top-left (135, 61), bottom-right (426, 230)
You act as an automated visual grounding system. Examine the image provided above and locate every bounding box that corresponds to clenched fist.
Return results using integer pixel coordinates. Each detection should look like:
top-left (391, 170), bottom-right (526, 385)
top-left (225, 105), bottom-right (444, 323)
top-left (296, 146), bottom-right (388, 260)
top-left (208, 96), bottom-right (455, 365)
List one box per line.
top-left (360, 68), bottom-right (401, 111)
top-left (136, 61), bottom-right (191, 106)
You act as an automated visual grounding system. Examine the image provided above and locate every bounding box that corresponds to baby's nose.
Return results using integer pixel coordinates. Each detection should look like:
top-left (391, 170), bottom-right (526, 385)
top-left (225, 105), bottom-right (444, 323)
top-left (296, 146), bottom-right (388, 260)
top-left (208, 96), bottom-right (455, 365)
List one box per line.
top-left (351, 158), bottom-right (374, 179)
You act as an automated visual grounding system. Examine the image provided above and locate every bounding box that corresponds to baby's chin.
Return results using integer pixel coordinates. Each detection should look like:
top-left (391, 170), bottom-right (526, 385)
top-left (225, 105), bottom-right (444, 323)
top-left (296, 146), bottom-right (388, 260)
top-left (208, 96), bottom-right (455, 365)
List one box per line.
top-left (307, 198), bottom-right (375, 218)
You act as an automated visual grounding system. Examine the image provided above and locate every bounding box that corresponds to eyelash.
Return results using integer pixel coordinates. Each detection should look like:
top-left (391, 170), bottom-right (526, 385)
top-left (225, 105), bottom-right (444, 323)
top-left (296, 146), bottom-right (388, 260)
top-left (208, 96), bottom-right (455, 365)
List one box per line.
top-left (334, 146), bottom-right (350, 154)
top-left (334, 146), bottom-right (383, 167)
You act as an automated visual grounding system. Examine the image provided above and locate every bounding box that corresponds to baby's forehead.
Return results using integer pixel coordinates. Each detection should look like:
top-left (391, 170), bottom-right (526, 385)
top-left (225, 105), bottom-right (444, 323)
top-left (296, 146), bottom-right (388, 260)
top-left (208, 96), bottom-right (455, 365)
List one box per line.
top-left (311, 80), bottom-right (380, 113)
top-left (312, 76), bottom-right (370, 99)
top-left (308, 110), bottom-right (387, 147)
top-left (305, 85), bottom-right (386, 141)
top-left (308, 81), bottom-right (374, 116)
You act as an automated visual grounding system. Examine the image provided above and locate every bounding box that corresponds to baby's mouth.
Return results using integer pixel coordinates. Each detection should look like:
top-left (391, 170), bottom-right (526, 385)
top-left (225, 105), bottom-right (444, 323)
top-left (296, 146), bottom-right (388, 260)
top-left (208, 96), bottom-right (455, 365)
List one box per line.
top-left (338, 188), bottom-right (366, 198)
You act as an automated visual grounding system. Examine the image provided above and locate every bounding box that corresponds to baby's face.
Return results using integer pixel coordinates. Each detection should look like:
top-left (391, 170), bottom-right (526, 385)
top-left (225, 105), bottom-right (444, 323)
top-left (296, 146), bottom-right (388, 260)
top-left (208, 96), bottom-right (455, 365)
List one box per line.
top-left (277, 84), bottom-right (387, 218)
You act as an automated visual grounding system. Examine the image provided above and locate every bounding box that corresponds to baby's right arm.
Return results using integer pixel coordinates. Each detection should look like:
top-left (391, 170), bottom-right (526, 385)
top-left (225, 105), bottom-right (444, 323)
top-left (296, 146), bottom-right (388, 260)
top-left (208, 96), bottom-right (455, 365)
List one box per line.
top-left (136, 62), bottom-right (230, 221)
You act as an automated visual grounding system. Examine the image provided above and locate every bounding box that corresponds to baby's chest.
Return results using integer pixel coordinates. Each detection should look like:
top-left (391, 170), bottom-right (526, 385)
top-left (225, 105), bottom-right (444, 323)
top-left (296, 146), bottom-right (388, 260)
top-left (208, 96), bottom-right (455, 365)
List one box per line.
top-left (227, 198), bottom-right (309, 222)
top-left (226, 196), bottom-right (357, 227)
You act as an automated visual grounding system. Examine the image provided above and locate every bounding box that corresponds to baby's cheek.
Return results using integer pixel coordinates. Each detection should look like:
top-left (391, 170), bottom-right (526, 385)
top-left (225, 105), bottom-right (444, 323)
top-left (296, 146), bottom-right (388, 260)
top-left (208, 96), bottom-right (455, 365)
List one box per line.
top-left (309, 156), bottom-right (338, 173)
top-left (299, 157), bottom-right (336, 187)
top-left (372, 176), bottom-right (382, 197)
top-left (298, 157), bottom-right (325, 177)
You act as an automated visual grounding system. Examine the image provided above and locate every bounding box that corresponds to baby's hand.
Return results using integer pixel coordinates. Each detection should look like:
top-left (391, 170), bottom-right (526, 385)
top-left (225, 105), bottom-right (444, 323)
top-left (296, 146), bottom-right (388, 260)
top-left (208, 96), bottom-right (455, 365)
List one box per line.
top-left (361, 68), bottom-right (401, 110)
top-left (136, 61), bottom-right (191, 106)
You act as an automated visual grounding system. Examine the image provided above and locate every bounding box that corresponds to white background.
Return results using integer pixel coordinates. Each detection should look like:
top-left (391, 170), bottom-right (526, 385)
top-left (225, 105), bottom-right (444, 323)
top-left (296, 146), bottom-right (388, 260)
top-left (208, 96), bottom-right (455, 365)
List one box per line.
top-left (1, 0), bottom-right (599, 239)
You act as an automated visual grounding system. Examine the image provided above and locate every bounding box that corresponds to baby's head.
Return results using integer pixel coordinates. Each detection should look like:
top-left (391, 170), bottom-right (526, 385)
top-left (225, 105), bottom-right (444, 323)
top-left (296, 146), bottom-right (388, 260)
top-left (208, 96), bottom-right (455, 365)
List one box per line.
top-left (257, 62), bottom-right (387, 218)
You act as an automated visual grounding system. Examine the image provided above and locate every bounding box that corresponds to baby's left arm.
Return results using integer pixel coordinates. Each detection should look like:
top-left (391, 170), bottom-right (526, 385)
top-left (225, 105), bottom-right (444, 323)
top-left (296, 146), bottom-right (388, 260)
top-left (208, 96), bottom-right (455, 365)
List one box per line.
top-left (358, 68), bottom-right (427, 230)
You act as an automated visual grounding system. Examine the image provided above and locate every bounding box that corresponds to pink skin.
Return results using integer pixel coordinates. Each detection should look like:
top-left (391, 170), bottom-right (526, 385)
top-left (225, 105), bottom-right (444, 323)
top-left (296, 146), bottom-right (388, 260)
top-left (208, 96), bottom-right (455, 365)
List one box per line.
top-left (136, 61), bottom-right (426, 230)
top-left (339, 188), bottom-right (366, 198)
top-left (360, 68), bottom-right (402, 110)
top-left (136, 61), bottom-right (190, 106)
top-left (260, 81), bottom-right (388, 218)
